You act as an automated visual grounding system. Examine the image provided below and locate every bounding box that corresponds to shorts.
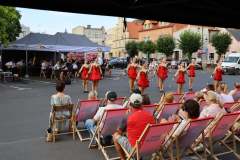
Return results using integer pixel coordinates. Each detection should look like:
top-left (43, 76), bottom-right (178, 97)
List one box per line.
top-left (117, 136), bottom-right (132, 154)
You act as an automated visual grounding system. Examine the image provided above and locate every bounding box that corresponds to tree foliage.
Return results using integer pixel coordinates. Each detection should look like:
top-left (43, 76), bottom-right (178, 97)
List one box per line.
top-left (156, 35), bottom-right (175, 57)
top-left (0, 6), bottom-right (21, 46)
top-left (125, 41), bottom-right (139, 57)
top-left (211, 32), bottom-right (232, 57)
top-left (178, 30), bottom-right (201, 59)
top-left (138, 40), bottom-right (156, 54)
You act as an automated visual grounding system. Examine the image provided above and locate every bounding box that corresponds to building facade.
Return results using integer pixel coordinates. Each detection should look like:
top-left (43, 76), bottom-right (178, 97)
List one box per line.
top-left (107, 18), bottom-right (143, 57)
top-left (72, 25), bottom-right (106, 45)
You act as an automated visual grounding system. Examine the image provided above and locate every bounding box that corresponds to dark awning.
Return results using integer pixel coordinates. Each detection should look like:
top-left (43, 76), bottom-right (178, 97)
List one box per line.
top-left (0, 0), bottom-right (239, 28)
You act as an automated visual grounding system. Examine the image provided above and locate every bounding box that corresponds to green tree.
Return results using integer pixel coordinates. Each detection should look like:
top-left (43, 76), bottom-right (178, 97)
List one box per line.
top-left (138, 40), bottom-right (155, 63)
top-left (156, 35), bottom-right (175, 58)
top-left (178, 30), bottom-right (201, 59)
top-left (211, 32), bottom-right (232, 61)
top-left (125, 41), bottom-right (139, 58)
top-left (0, 6), bottom-right (21, 46)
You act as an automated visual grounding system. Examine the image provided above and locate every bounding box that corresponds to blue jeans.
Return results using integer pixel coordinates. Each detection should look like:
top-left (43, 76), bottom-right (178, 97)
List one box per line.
top-left (84, 119), bottom-right (96, 134)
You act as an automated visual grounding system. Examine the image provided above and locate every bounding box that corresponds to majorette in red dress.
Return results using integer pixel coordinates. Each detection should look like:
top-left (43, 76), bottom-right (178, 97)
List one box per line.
top-left (138, 71), bottom-right (149, 88)
top-left (176, 70), bottom-right (185, 84)
top-left (80, 66), bottom-right (89, 80)
top-left (188, 64), bottom-right (195, 77)
top-left (89, 65), bottom-right (101, 81)
top-left (214, 68), bottom-right (223, 81)
top-left (128, 65), bottom-right (137, 80)
top-left (157, 65), bottom-right (168, 80)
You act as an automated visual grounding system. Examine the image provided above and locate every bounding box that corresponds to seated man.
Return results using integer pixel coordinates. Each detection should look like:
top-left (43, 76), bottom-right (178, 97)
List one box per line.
top-left (85, 91), bottom-right (123, 134)
top-left (113, 93), bottom-right (155, 160)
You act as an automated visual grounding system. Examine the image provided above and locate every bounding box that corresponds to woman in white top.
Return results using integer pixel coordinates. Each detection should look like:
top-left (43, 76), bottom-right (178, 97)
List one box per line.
top-left (200, 91), bottom-right (226, 118)
top-left (216, 82), bottom-right (234, 105)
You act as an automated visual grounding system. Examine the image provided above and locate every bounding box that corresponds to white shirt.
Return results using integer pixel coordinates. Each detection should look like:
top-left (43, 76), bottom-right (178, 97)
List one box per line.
top-left (93, 103), bottom-right (123, 122)
top-left (98, 57), bottom-right (103, 66)
top-left (200, 103), bottom-right (226, 118)
top-left (218, 93), bottom-right (234, 104)
top-left (41, 62), bottom-right (47, 70)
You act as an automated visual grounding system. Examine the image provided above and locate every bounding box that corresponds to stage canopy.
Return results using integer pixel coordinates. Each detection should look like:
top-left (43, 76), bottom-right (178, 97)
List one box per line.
top-left (0, 0), bottom-right (239, 29)
top-left (3, 32), bottom-right (110, 52)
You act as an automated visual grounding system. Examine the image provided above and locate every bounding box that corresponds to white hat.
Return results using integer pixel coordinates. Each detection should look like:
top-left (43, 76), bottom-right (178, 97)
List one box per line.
top-left (129, 93), bottom-right (143, 107)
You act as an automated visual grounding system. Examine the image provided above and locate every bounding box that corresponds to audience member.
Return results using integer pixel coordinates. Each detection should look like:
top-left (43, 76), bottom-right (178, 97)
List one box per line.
top-left (217, 82), bottom-right (234, 105)
top-left (113, 93), bottom-right (155, 160)
top-left (200, 91), bottom-right (226, 118)
top-left (229, 82), bottom-right (240, 102)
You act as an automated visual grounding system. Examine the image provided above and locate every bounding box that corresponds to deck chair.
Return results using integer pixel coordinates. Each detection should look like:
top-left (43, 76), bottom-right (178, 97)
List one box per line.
top-left (183, 92), bottom-right (195, 101)
top-left (75, 99), bottom-right (101, 141)
top-left (199, 112), bottom-right (240, 160)
top-left (89, 108), bottom-right (128, 160)
top-left (114, 97), bottom-right (126, 105)
top-left (156, 103), bottom-right (182, 121)
top-left (51, 104), bottom-right (74, 142)
top-left (224, 102), bottom-right (240, 112)
top-left (172, 117), bottom-right (214, 160)
top-left (121, 122), bottom-right (179, 160)
top-left (173, 93), bottom-right (184, 103)
top-left (142, 104), bottom-right (158, 115)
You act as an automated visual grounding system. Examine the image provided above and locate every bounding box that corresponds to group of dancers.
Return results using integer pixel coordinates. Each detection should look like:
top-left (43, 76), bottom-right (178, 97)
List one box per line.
top-left (78, 57), bottom-right (224, 95)
top-left (127, 57), bottom-right (224, 94)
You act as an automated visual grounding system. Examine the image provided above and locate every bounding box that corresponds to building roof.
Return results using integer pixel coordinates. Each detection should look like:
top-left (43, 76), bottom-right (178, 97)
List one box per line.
top-left (227, 28), bottom-right (240, 41)
top-left (127, 21), bottom-right (143, 39)
top-left (139, 23), bottom-right (174, 32)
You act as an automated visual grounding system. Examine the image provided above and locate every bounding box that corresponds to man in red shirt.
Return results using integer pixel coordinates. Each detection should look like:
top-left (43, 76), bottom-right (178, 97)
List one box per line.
top-left (113, 93), bottom-right (155, 160)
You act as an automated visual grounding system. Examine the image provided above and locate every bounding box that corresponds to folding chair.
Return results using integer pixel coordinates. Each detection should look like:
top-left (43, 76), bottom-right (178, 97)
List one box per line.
top-left (183, 92), bottom-right (195, 101)
top-left (199, 112), bottom-right (240, 160)
top-left (51, 104), bottom-right (75, 142)
top-left (142, 104), bottom-right (158, 115)
top-left (224, 102), bottom-right (240, 112)
top-left (114, 97), bottom-right (126, 105)
top-left (75, 99), bottom-right (101, 141)
top-left (156, 103), bottom-right (182, 121)
top-left (172, 117), bottom-right (214, 160)
top-left (121, 122), bottom-right (179, 160)
top-left (89, 108), bottom-right (128, 160)
top-left (173, 93), bottom-right (184, 103)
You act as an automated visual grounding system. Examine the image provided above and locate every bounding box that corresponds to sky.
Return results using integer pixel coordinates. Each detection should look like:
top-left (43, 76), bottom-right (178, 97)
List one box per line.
top-left (17, 7), bottom-right (121, 34)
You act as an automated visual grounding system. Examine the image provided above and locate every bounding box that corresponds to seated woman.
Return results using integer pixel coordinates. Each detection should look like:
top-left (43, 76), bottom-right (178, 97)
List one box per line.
top-left (216, 82), bottom-right (234, 105)
top-left (194, 91), bottom-right (205, 102)
top-left (200, 90), bottom-right (226, 118)
top-left (229, 82), bottom-right (240, 102)
top-left (154, 92), bottom-right (174, 117)
top-left (47, 81), bottom-right (72, 141)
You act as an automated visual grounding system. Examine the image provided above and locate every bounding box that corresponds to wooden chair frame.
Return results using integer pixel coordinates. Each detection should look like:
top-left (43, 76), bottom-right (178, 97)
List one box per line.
top-left (51, 104), bottom-right (75, 142)
top-left (88, 108), bottom-right (128, 160)
top-left (74, 99), bottom-right (101, 141)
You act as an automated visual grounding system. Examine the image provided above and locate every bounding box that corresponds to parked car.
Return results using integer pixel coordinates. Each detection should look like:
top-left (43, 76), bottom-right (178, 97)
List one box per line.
top-left (221, 53), bottom-right (240, 75)
top-left (109, 57), bottom-right (128, 69)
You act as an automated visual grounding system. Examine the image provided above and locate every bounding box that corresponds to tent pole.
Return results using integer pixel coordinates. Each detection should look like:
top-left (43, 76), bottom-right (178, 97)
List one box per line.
top-left (25, 50), bottom-right (29, 78)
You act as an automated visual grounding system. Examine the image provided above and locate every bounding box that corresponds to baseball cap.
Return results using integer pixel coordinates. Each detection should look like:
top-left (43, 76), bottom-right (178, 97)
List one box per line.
top-left (129, 93), bottom-right (143, 108)
top-left (107, 91), bottom-right (117, 101)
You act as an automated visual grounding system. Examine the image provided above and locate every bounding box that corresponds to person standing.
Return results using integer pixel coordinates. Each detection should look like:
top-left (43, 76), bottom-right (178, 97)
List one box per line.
top-left (156, 58), bottom-right (168, 92)
top-left (79, 61), bottom-right (89, 93)
top-left (213, 61), bottom-right (223, 91)
top-left (186, 59), bottom-right (196, 91)
top-left (137, 62), bottom-right (149, 94)
top-left (127, 58), bottom-right (138, 93)
top-left (88, 59), bottom-right (102, 94)
top-left (175, 63), bottom-right (186, 94)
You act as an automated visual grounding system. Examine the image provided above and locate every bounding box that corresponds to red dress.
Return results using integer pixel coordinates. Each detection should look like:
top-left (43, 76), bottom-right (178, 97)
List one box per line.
top-left (138, 71), bottom-right (149, 88)
top-left (128, 65), bottom-right (137, 80)
top-left (188, 64), bottom-right (195, 77)
top-left (80, 66), bottom-right (89, 80)
top-left (157, 65), bottom-right (168, 80)
top-left (214, 68), bottom-right (223, 81)
top-left (89, 65), bottom-right (101, 81)
top-left (176, 70), bottom-right (185, 84)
